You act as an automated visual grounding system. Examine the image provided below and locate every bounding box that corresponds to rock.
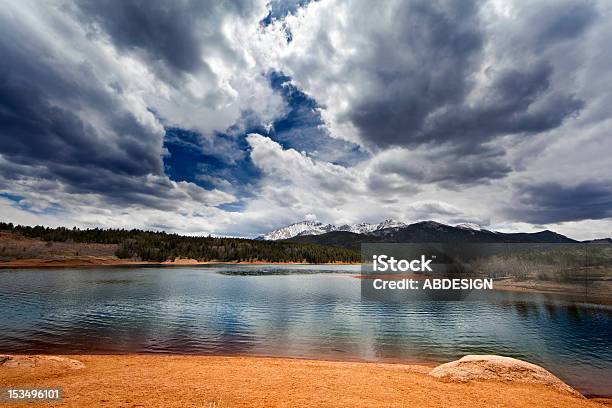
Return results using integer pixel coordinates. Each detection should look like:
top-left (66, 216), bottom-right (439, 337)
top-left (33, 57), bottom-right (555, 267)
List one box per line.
top-left (0, 355), bottom-right (85, 369)
top-left (429, 355), bottom-right (581, 397)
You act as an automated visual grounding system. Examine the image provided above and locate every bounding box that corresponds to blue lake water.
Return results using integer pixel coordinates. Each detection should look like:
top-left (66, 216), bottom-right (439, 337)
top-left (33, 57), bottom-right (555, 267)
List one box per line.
top-left (0, 265), bottom-right (610, 396)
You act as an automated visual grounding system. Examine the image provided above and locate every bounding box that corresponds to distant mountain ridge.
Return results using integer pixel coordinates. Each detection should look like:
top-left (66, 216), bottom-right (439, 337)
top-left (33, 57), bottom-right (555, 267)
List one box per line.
top-left (585, 238), bottom-right (612, 244)
top-left (261, 219), bottom-right (581, 248)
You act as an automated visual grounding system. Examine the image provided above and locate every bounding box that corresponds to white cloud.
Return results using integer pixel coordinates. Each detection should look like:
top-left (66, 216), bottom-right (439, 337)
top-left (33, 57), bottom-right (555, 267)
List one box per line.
top-left (239, 134), bottom-right (484, 228)
top-left (1, 0), bottom-right (611, 241)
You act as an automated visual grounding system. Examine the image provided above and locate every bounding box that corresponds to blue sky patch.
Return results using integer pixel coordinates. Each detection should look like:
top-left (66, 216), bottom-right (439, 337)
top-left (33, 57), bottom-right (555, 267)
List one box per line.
top-left (267, 72), bottom-right (368, 166)
top-left (260, 0), bottom-right (313, 27)
top-left (163, 128), bottom-right (261, 210)
top-left (0, 192), bottom-right (62, 214)
top-left (162, 72), bottom-right (368, 210)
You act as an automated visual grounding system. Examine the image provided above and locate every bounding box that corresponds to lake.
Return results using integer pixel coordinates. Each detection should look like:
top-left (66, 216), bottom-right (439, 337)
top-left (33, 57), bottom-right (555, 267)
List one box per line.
top-left (1, 265), bottom-right (611, 396)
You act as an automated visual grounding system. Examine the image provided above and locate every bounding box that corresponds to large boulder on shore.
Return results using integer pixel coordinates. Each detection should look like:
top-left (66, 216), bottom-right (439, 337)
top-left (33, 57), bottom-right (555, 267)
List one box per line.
top-left (0, 354), bottom-right (84, 370)
top-left (429, 355), bottom-right (581, 397)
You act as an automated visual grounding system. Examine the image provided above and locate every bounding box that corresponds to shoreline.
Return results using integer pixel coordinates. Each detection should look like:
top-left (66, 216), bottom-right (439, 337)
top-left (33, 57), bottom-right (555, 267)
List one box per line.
top-left (2, 259), bottom-right (610, 303)
top-left (1, 354), bottom-right (609, 407)
top-left (0, 257), bottom-right (360, 269)
top-left (493, 278), bottom-right (612, 305)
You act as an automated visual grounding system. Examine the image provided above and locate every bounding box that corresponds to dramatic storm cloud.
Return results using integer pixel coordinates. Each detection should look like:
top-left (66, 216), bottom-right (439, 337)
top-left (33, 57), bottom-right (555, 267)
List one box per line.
top-left (0, 1), bottom-right (235, 222)
top-left (509, 181), bottom-right (612, 224)
top-left (260, 0), bottom-right (595, 182)
top-left (0, 0), bottom-right (611, 239)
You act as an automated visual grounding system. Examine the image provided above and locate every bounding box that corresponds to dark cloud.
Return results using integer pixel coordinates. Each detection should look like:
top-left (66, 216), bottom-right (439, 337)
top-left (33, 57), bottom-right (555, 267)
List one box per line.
top-left (371, 144), bottom-right (512, 188)
top-left (0, 81), bottom-right (162, 178)
top-left (75, 0), bottom-right (258, 76)
top-left (534, 2), bottom-right (597, 47)
top-left (346, 3), bottom-right (585, 152)
top-left (347, 0), bottom-right (483, 149)
top-left (432, 156), bottom-right (513, 189)
top-left (412, 62), bottom-right (585, 147)
top-left (508, 181), bottom-right (612, 223)
top-left (279, 0), bottom-right (598, 185)
top-left (0, 6), bottom-right (230, 211)
top-left (0, 23), bottom-right (161, 178)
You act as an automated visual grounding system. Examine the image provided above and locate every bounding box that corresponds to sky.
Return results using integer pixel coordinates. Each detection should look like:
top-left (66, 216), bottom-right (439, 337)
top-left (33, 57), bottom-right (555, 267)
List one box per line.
top-left (0, 0), bottom-right (611, 240)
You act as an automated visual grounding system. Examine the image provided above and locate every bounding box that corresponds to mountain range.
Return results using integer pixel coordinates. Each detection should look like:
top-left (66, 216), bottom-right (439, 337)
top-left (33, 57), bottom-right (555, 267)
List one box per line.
top-left (259, 219), bottom-right (407, 240)
top-left (258, 219), bottom-right (598, 248)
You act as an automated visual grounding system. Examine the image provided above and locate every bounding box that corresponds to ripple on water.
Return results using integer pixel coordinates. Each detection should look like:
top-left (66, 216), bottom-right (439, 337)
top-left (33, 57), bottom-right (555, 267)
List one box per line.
top-left (0, 266), bottom-right (610, 396)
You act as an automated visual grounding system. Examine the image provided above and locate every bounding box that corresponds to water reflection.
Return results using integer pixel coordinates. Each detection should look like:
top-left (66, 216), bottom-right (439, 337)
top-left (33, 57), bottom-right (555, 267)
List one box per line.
top-left (0, 265), bottom-right (610, 396)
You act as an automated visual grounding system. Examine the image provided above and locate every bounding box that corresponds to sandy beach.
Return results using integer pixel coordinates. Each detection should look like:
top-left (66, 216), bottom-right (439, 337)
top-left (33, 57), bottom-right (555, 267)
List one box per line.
top-left (1, 355), bottom-right (609, 408)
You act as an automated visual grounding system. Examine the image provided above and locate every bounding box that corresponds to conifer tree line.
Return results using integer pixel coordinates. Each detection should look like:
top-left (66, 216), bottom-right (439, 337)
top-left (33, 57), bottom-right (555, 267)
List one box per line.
top-left (0, 222), bottom-right (359, 263)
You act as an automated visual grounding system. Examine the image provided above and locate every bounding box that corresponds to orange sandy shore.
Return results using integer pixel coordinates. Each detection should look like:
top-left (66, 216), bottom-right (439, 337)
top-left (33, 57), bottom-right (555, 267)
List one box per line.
top-left (1, 355), bottom-right (610, 408)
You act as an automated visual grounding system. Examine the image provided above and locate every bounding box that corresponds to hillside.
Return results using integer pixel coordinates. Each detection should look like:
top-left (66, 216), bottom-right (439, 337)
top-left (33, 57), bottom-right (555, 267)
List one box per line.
top-left (585, 238), bottom-right (612, 244)
top-left (286, 231), bottom-right (379, 248)
top-left (0, 222), bottom-right (359, 264)
top-left (0, 231), bottom-right (118, 260)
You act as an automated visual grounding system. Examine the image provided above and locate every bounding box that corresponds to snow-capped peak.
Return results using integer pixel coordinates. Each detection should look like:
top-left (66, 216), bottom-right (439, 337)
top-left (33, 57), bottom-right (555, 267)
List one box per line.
top-left (376, 219), bottom-right (408, 230)
top-left (342, 222), bottom-right (379, 234)
top-left (455, 223), bottom-right (482, 231)
top-left (260, 221), bottom-right (336, 240)
top-left (260, 219), bottom-right (409, 240)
